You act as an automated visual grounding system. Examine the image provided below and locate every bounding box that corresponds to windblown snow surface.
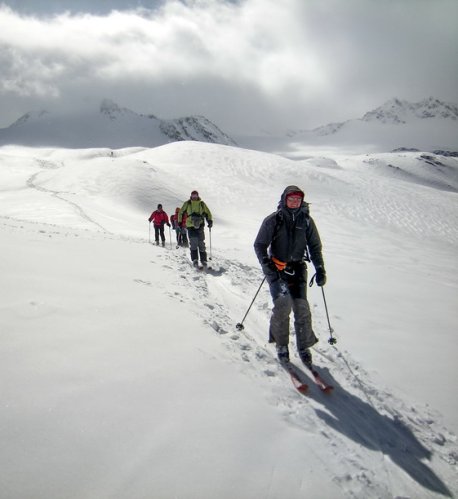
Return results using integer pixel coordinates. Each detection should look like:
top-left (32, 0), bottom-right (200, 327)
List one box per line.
top-left (0, 142), bottom-right (457, 499)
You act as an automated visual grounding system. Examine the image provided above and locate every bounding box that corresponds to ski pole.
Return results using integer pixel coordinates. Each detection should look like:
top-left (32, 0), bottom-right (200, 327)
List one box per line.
top-left (236, 276), bottom-right (266, 331)
top-left (208, 227), bottom-right (212, 260)
top-left (148, 222), bottom-right (151, 244)
top-left (321, 287), bottom-right (337, 345)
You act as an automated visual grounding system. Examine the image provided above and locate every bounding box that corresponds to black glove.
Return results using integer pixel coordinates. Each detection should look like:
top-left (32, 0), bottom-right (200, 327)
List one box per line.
top-left (261, 256), bottom-right (277, 274)
top-left (207, 220), bottom-right (213, 228)
top-left (315, 266), bottom-right (327, 286)
top-left (167, 223), bottom-right (171, 227)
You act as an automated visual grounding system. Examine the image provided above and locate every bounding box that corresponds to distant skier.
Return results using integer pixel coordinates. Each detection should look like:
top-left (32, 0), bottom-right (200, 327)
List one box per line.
top-left (148, 204), bottom-right (170, 246)
top-left (178, 190), bottom-right (213, 267)
top-left (171, 207), bottom-right (188, 248)
top-left (254, 185), bottom-right (326, 365)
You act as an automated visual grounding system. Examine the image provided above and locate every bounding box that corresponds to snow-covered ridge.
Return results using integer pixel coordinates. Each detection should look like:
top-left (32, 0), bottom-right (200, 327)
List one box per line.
top-left (99, 99), bottom-right (137, 121)
top-left (0, 99), bottom-right (236, 148)
top-left (235, 97), bottom-right (458, 154)
top-left (312, 97), bottom-right (458, 135)
top-left (234, 97), bottom-right (458, 156)
top-left (159, 115), bottom-right (235, 144)
top-left (9, 110), bottom-right (50, 128)
top-left (362, 97), bottom-right (458, 124)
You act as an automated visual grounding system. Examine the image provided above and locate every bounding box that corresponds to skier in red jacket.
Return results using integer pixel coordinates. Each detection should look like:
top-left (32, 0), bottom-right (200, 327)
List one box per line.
top-left (148, 204), bottom-right (170, 246)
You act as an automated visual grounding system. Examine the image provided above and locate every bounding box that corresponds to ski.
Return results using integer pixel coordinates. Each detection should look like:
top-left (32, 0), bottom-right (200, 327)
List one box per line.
top-left (303, 364), bottom-right (334, 393)
top-left (284, 361), bottom-right (334, 394)
top-left (281, 362), bottom-right (309, 395)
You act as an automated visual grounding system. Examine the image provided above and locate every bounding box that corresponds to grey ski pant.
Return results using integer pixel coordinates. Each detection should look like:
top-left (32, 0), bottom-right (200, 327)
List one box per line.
top-left (187, 226), bottom-right (206, 253)
top-left (268, 267), bottom-right (318, 351)
top-left (188, 226), bottom-right (207, 263)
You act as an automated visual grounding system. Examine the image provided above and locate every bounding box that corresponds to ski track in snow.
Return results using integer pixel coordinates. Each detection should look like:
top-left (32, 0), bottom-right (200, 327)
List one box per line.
top-left (26, 170), bottom-right (110, 233)
top-left (1, 144), bottom-right (457, 498)
top-left (3, 211), bottom-right (456, 497)
top-left (151, 244), bottom-right (457, 498)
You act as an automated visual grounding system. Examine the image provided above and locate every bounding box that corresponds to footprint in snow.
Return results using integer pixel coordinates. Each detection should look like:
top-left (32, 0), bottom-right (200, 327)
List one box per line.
top-left (134, 279), bottom-right (152, 286)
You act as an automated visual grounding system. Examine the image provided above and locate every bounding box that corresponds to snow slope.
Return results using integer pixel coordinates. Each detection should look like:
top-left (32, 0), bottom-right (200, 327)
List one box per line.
top-left (0, 142), bottom-right (457, 499)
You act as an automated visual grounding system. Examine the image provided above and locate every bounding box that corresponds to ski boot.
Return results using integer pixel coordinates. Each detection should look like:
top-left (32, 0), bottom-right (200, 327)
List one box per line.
top-left (276, 345), bottom-right (290, 363)
top-left (191, 249), bottom-right (199, 267)
top-left (299, 348), bottom-right (312, 366)
top-left (200, 251), bottom-right (208, 268)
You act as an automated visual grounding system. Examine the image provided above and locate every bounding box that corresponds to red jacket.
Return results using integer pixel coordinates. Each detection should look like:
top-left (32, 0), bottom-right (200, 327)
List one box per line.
top-left (149, 210), bottom-right (169, 227)
top-left (171, 211), bottom-right (187, 229)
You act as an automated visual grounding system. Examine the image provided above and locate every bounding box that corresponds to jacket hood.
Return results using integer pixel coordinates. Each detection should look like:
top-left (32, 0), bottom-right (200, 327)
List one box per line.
top-left (190, 190), bottom-right (201, 201)
top-left (279, 185), bottom-right (305, 208)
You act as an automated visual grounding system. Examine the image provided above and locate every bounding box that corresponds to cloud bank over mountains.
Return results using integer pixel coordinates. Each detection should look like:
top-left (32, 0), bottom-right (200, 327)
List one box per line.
top-left (1, 96), bottom-right (457, 155)
top-left (1, 0), bottom-right (457, 133)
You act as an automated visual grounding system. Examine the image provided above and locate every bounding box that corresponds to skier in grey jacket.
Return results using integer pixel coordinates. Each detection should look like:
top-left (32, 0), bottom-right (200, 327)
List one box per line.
top-left (254, 185), bottom-right (327, 365)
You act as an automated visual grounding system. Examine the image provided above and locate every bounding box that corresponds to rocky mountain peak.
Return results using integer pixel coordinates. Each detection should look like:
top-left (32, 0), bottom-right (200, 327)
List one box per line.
top-left (362, 97), bottom-right (458, 124)
top-left (99, 99), bottom-right (135, 121)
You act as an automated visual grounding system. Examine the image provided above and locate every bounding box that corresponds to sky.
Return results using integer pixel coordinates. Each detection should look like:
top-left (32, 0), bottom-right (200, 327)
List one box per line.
top-left (1, 0), bottom-right (458, 134)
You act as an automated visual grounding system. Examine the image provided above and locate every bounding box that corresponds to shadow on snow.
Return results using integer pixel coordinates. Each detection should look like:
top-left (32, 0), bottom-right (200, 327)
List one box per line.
top-left (305, 367), bottom-right (452, 497)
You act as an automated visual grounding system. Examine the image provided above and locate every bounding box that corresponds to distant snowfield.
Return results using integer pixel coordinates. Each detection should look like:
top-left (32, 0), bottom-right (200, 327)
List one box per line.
top-left (1, 142), bottom-right (457, 498)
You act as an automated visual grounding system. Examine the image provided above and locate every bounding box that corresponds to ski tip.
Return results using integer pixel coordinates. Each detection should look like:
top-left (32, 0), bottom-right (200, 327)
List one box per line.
top-left (321, 385), bottom-right (334, 394)
top-left (297, 384), bottom-right (309, 394)
top-left (290, 374), bottom-right (309, 394)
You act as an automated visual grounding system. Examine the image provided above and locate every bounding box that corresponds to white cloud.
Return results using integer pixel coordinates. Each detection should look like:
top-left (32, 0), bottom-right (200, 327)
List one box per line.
top-left (0, 0), bottom-right (457, 132)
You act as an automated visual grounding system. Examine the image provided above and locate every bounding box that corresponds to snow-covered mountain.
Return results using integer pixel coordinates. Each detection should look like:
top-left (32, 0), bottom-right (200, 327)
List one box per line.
top-left (309, 97), bottom-right (458, 135)
top-left (361, 97), bottom-right (458, 125)
top-left (236, 97), bottom-right (458, 156)
top-left (0, 99), bottom-right (236, 148)
top-left (4, 96), bottom-right (457, 155)
top-left (1, 140), bottom-right (457, 498)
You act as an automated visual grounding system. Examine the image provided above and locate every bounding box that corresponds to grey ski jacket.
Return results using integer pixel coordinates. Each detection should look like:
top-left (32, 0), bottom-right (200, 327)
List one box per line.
top-left (254, 202), bottom-right (324, 271)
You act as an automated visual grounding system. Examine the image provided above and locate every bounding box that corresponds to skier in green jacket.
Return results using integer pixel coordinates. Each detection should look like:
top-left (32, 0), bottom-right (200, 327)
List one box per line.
top-left (178, 190), bottom-right (213, 267)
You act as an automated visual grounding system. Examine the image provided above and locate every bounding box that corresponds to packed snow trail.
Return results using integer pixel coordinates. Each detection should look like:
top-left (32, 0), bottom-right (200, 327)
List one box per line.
top-left (152, 242), bottom-right (456, 498)
top-left (1, 143), bottom-right (457, 498)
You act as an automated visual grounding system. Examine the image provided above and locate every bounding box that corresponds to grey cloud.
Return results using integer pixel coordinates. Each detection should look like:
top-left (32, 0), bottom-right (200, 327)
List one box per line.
top-left (0, 0), bottom-right (457, 133)
top-left (1, 0), bottom-right (166, 15)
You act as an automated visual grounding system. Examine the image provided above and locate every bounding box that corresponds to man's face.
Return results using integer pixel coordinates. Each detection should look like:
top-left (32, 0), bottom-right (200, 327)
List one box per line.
top-left (191, 193), bottom-right (199, 200)
top-left (286, 195), bottom-right (302, 209)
